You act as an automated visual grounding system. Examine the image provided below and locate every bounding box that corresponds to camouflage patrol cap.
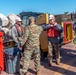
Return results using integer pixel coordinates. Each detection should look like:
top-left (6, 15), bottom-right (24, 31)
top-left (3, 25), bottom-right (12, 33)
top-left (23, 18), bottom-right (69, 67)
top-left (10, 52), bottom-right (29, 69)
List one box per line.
top-left (29, 16), bottom-right (35, 20)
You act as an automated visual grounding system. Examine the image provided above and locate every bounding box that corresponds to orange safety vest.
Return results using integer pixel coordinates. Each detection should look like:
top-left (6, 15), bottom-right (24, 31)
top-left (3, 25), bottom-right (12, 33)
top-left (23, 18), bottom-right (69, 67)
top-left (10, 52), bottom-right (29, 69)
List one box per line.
top-left (47, 23), bottom-right (59, 37)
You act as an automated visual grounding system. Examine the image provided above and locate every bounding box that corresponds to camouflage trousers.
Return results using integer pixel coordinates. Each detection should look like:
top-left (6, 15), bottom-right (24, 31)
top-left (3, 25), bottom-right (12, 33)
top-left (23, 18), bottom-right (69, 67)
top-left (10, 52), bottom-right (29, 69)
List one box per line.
top-left (20, 46), bottom-right (40, 73)
top-left (47, 41), bottom-right (61, 63)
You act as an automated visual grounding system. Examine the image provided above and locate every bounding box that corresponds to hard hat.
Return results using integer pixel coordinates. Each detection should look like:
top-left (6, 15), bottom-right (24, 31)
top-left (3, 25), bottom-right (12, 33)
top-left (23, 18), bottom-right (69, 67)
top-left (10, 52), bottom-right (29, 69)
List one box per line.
top-left (8, 13), bottom-right (18, 25)
top-left (49, 14), bottom-right (55, 20)
top-left (0, 14), bottom-right (9, 26)
top-left (16, 16), bottom-right (22, 22)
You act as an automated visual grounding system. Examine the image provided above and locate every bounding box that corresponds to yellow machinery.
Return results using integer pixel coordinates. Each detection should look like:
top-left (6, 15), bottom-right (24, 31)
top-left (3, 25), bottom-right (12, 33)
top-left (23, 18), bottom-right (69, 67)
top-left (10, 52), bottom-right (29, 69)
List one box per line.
top-left (36, 14), bottom-right (49, 52)
top-left (62, 22), bottom-right (73, 44)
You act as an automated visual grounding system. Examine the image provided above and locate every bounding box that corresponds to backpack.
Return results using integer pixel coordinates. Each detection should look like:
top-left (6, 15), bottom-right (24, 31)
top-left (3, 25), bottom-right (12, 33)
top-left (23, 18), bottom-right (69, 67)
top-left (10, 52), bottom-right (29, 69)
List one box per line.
top-left (0, 14), bottom-right (9, 26)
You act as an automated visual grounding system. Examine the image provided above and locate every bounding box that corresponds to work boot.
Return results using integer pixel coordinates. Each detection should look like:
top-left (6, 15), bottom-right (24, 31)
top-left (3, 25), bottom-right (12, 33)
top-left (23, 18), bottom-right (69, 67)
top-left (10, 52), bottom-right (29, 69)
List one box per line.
top-left (36, 70), bottom-right (41, 75)
top-left (56, 59), bottom-right (60, 65)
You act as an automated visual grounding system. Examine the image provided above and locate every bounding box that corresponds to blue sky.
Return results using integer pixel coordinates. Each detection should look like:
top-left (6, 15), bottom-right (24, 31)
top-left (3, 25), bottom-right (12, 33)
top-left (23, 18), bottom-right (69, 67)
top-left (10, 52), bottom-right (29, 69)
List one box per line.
top-left (0, 0), bottom-right (76, 16)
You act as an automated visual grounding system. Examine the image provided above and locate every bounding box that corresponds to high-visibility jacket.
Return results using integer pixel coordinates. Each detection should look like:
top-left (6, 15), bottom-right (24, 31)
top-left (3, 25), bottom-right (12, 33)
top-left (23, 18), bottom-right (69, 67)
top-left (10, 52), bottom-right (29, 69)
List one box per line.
top-left (47, 23), bottom-right (60, 37)
top-left (47, 27), bottom-right (59, 37)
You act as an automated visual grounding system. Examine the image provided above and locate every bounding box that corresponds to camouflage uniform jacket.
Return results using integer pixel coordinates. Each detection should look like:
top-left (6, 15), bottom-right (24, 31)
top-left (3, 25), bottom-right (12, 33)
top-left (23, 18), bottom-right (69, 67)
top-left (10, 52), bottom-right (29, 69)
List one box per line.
top-left (19, 24), bottom-right (43, 49)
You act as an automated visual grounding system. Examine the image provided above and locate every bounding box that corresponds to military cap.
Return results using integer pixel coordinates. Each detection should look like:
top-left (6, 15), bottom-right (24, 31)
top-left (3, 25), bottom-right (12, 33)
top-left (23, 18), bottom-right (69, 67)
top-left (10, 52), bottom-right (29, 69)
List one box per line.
top-left (29, 16), bottom-right (35, 20)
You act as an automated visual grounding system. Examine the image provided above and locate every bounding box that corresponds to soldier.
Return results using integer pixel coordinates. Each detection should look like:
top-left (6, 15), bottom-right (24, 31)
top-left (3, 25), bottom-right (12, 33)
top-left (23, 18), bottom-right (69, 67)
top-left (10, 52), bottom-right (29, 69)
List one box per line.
top-left (19, 16), bottom-right (52, 75)
top-left (19, 16), bottom-right (43, 75)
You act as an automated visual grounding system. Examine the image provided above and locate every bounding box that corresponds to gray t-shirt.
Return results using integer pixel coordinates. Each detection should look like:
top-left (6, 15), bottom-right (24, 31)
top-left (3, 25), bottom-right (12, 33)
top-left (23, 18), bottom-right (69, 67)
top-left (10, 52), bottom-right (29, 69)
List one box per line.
top-left (11, 25), bottom-right (19, 43)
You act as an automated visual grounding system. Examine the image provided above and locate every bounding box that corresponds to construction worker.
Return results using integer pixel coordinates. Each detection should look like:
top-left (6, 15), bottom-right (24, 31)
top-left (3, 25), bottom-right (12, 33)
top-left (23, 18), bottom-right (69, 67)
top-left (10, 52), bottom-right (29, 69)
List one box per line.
top-left (19, 16), bottom-right (51, 75)
top-left (11, 16), bottom-right (24, 47)
top-left (9, 16), bottom-right (24, 74)
top-left (47, 14), bottom-right (63, 66)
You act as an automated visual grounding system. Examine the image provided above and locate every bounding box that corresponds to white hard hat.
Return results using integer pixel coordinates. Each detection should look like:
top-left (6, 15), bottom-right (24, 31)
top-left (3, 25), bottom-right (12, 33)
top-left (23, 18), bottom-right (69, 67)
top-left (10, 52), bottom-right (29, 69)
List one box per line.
top-left (0, 14), bottom-right (9, 26)
top-left (8, 13), bottom-right (18, 25)
top-left (16, 16), bottom-right (22, 21)
top-left (49, 14), bottom-right (55, 20)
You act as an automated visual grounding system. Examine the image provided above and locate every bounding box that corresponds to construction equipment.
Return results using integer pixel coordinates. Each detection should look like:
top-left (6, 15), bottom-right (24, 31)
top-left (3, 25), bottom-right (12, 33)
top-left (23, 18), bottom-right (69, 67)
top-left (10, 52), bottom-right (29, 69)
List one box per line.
top-left (0, 32), bottom-right (4, 72)
top-left (36, 14), bottom-right (49, 52)
top-left (62, 22), bottom-right (73, 44)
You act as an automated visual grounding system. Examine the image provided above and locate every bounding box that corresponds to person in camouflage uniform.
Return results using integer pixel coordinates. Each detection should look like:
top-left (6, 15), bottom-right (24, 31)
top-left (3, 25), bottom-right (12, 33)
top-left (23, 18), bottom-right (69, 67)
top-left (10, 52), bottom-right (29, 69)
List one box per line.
top-left (20, 16), bottom-right (43, 75)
